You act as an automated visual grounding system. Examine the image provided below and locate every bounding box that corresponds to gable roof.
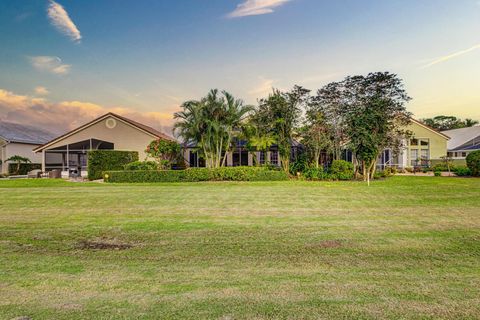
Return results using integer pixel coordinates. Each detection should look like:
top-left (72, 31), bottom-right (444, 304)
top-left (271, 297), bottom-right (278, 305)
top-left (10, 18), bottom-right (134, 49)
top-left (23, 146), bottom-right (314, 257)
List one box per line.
top-left (410, 118), bottom-right (450, 140)
top-left (442, 126), bottom-right (480, 150)
top-left (33, 112), bottom-right (175, 152)
top-left (0, 121), bottom-right (56, 145)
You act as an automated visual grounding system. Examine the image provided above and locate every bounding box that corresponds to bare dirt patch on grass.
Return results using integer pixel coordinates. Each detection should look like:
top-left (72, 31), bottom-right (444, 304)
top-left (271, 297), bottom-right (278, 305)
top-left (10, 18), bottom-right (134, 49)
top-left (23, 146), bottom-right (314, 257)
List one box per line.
top-left (76, 238), bottom-right (133, 250)
top-left (305, 239), bottom-right (344, 249)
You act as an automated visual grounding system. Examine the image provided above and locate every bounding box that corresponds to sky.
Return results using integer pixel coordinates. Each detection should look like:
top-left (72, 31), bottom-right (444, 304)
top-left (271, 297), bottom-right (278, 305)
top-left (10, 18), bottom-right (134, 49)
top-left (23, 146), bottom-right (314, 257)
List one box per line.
top-left (0, 0), bottom-right (479, 135)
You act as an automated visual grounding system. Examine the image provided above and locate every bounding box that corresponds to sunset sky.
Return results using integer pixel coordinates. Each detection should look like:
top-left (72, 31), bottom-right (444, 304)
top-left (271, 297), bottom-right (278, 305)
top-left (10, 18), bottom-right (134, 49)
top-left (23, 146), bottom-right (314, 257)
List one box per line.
top-left (0, 0), bottom-right (479, 134)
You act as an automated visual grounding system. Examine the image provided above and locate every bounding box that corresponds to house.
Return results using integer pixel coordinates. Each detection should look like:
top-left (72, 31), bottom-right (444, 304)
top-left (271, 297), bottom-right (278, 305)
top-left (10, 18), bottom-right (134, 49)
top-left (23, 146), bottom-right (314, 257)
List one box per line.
top-left (0, 121), bottom-right (56, 174)
top-left (33, 113), bottom-right (175, 177)
top-left (377, 119), bottom-right (450, 169)
top-left (442, 126), bottom-right (480, 164)
top-left (184, 119), bottom-right (448, 170)
top-left (184, 139), bottom-right (302, 167)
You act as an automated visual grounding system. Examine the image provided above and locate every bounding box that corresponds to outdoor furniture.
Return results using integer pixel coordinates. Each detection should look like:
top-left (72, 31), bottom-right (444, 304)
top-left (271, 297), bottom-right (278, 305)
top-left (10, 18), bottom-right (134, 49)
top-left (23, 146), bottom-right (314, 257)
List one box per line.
top-left (27, 169), bottom-right (42, 179)
top-left (49, 169), bottom-right (61, 179)
top-left (69, 166), bottom-right (81, 178)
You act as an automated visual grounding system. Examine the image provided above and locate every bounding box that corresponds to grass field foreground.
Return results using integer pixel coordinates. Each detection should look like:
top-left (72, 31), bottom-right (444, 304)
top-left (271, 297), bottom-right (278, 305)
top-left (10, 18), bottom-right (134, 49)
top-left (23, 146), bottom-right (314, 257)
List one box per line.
top-left (0, 176), bottom-right (479, 319)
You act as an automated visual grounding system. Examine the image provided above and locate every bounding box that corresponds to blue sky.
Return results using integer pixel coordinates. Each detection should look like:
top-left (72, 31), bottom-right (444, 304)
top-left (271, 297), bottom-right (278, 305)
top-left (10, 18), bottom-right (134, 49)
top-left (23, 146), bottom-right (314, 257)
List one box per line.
top-left (0, 0), bottom-right (479, 133)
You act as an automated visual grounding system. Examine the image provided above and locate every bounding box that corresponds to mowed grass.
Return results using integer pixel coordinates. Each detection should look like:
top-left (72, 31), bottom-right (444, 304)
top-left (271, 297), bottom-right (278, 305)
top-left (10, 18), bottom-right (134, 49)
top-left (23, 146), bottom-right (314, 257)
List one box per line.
top-left (0, 177), bottom-right (479, 319)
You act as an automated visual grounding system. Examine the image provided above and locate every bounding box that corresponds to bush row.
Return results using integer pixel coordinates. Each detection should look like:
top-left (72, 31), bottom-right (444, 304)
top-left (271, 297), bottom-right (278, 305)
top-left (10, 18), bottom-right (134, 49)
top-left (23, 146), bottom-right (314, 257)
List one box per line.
top-left (104, 166), bottom-right (289, 183)
top-left (297, 160), bottom-right (355, 181)
top-left (88, 150), bottom-right (138, 180)
top-left (8, 163), bottom-right (41, 175)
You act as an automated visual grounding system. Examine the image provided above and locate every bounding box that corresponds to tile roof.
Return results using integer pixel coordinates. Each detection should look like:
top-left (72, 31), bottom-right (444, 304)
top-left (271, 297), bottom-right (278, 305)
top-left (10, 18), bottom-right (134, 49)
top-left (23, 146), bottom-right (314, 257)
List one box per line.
top-left (0, 121), bottom-right (56, 144)
top-left (442, 126), bottom-right (480, 150)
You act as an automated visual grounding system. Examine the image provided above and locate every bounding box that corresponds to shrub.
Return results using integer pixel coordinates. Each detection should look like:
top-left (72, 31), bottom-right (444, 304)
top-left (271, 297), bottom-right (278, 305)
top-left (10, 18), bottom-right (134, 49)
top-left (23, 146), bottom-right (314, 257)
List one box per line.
top-left (302, 165), bottom-right (324, 180)
top-left (8, 163), bottom-right (41, 175)
top-left (384, 166), bottom-right (397, 176)
top-left (104, 166), bottom-right (289, 183)
top-left (466, 150), bottom-right (480, 176)
top-left (330, 160), bottom-right (354, 180)
top-left (434, 171), bottom-right (441, 177)
top-left (146, 139), bottom-right (181, 169)
top-left (124, 161), bottom-right (158, 171)
top-left (432, 163), bottom-right (456, 172)
top-left (453, 166), bottom-right (471, 177)
top-left (88, 150), bottom-right (138, 180)
top-left (289, 154), bottom-right (309, 175)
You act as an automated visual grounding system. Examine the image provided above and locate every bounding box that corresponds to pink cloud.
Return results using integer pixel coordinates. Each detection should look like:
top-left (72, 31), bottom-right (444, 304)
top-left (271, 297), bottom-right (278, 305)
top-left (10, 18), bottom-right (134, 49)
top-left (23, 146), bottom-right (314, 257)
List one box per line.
top-left (0, 89), bottom-right (174, 135)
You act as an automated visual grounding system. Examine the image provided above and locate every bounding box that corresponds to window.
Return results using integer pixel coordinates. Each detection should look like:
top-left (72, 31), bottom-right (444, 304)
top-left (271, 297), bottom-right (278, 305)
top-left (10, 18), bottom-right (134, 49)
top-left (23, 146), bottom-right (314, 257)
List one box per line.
top-left (420, 139), bottom-right (429, 146)
top-left (410, 138), bottom-right (418, 146)
top-left (420, 149), bottom-right (429, 160)
top-left (259, 151), bottom-right (266, 165)
top-left (462, 152), bottom-right (467, 157)
top-left (410, 149), bottom-right (418, 166)
top-left (447, 152), bottom-right (453, 157)
top-left (270, 151), bottom-right (279, 166)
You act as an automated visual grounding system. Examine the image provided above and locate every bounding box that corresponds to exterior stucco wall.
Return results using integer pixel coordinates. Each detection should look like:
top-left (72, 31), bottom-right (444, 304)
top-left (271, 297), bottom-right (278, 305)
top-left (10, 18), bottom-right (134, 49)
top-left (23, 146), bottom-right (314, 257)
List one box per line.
top-left (0, 139), bottom-right (42, 174)
top-left (41, 116), bottom-right (156, 160)
top-left (403, 121), bottom-right (448, 165)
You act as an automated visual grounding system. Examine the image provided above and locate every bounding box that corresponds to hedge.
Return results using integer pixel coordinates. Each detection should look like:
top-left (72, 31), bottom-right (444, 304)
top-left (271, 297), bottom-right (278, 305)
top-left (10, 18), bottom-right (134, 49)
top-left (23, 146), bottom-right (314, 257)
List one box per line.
top-left (8, 163), bottom-right (42, 175)
top-left (466, 150), bottom-right (480, 177)
top-left (103, 166), bottom-right (289, 183)
top-left (88, 150), bottom-right (138, 180)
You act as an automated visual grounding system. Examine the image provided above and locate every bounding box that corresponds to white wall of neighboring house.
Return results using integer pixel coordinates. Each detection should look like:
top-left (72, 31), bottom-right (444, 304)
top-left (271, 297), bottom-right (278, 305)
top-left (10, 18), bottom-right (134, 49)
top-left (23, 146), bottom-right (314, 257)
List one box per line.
top-left (0, 140), bottom-right (42, 174)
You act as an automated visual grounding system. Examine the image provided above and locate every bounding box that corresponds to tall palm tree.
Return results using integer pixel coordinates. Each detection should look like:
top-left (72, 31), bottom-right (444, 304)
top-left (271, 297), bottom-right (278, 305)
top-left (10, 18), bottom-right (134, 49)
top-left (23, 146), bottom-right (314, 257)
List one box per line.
top-left (174, 90), bottom-right (252, 168)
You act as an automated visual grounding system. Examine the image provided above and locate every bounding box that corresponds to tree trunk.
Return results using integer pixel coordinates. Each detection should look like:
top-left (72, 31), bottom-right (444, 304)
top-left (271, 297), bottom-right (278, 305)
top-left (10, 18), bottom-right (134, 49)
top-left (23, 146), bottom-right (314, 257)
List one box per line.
top-left (314, 148), bottom-right (320, 168)
top-left (362, 160), bottom-right (366, 181)
top-left (370, 158), bottom-right (378, 181)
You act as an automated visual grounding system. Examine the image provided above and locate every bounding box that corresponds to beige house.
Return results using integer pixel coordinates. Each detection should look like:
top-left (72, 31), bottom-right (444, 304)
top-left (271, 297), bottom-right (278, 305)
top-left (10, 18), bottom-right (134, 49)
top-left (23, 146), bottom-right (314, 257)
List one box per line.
top-left (34, 113), bottom-right (175, 177)
top-left (0, 121), bottom-right (56, 174)
top-left (377, 119), bottom-right (450, 168)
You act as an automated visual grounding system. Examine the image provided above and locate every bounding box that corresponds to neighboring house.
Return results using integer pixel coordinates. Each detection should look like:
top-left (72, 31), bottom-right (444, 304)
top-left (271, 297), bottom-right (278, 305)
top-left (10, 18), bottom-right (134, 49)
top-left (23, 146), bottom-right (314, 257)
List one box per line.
top-left (184, 119), bottom-right (448, 170)
top-left (377, 119), bottom-right (450, 169)
top-left (0, 121), bottom-right (56, 174)
top-left (33, 113), bottom-right (175, 177)
top-left (184, 139), bottom-right (302, 167)
top-left (442, 126), bottom-right (480, 164)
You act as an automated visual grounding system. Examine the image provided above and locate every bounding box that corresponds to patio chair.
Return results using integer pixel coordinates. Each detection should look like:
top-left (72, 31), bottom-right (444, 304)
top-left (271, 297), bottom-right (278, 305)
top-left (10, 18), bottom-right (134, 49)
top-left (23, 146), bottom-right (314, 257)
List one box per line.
top-left (27, 169), bottom-right (42, 179)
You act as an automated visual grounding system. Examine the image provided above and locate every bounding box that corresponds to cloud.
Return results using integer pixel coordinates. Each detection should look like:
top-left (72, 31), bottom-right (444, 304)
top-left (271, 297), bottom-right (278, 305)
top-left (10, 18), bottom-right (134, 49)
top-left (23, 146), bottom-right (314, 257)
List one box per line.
top-left (248, 77), bottom-right (277, 97)
top-left (34, 86), bottom-right (49, 96)
top-left (0, 88), bottom-right (174, 135)
top-left (227, 0), bottom-right (291, 18)
top-left (47, 0), bottom-right (82, 42)
top-left (422, 44), bottom-right (480, 68)
top-left (28, 56), bottom-right (71, 75)
top-left (15, 12), bottom-right (33, 22)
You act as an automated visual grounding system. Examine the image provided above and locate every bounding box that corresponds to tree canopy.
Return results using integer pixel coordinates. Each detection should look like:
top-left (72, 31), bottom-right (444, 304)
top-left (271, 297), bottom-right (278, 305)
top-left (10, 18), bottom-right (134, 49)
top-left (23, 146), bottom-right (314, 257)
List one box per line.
top-left (173, 89), bottom-right (252, 168)
top-left (420, 116), bottom-right (478, 131)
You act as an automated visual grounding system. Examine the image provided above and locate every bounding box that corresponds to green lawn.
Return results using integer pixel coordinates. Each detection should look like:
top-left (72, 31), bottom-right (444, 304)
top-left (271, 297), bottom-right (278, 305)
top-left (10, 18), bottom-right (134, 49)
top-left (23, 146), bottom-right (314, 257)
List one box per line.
top-left (0, 177), bottom-right (479, 319)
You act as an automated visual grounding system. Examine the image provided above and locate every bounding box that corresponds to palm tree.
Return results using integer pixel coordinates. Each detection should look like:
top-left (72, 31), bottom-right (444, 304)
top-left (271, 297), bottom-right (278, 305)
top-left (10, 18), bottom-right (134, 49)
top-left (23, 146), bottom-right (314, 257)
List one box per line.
top-left (174, 90), bottom-right (252, 168)
top-left (242, 122), bottom-right (275, 166)
top-left (6, 155), bottom-right (31, 175)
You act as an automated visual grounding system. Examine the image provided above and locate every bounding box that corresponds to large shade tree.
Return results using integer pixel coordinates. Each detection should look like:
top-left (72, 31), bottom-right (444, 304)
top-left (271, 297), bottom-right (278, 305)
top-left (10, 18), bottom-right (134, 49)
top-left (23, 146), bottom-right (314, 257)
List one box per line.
top-left (173, 89), bottom-right (252, 168)
top-left (341, 72), bottom-right (412, 182)
top-left (312, 81), bottom-right (348, 160)
top-left (252, 86), bottom-right (310, 173)
top-left (300, 107), bottom-right (334, 168)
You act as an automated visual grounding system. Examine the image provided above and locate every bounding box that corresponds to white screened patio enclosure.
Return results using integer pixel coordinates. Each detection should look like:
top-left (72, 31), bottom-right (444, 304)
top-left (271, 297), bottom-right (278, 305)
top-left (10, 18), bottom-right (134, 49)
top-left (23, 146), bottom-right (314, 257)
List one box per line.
top-left (42, 138), bottom-right (114, 177)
